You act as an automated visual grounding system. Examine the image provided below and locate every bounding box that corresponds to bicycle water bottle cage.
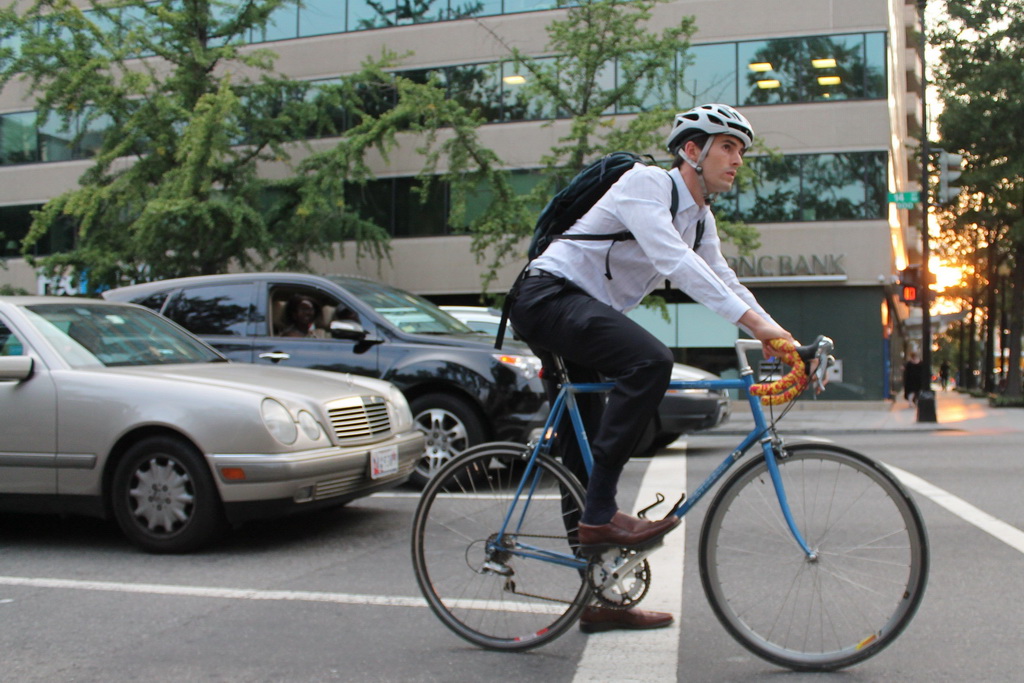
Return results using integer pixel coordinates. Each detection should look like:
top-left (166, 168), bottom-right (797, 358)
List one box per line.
top-left (636, 491), bottom-right (686, 520)
top-left (636, 493), bottom-right (665, 519)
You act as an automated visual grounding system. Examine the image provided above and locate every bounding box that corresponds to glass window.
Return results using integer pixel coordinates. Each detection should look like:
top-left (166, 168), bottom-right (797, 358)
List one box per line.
top-left (0, 204), bottom-right (39, 257)
top-left (739, 38), bottom-right (804, 105)
top-left (0, 112), bottom-right (40, 165)
top-left (617, 52), bottom-right (673, 114)
top-left (505, 0), bottom-right (558, 13)
top-left (862, 150), bottom-right (887, 218)
top-left (805, 34), bottom-right (867, 102)
top-left (299, 0), bottom-right (345, 37)
top-left (255, 2), bottom-right (298, 42)
top-left (801, 153), bottom-right (867, 220)
top-left (345, 179), bottom-right (393, 232)
top-left (683, 43), bottom-right (737, 107)
top-left (349, 0), bottom-right (396, 30)
top-left (0, 31), bottom-right (23, 60)
top-left (738, 33), bottom-right (886, 106)
top-left (730, 151), bottom-right (887, 223)
top-left (331, 277), bottom-right (471, 335)
top-left (163, 284), bottom-right (254, 336)
top-left (36, 113), bottom-right (74, 163)
top-left (75, 110), bottom-right (114, 159)
top-left (395, 0), bottom-right (449, 24)
top-left (735, 155), bottom-right (802, 222)
top-left (459, 169), bottom-right (544, 229)
top-left (500, 59), bottom-right (556, 121)
top-left (130, 291), bottom-right (172, 313)
top-left (864, 32), bottom-right (887, 98)
top-left (0, 321), bottom-right (24, 356)
top-left (452, 0), bottom-right (497, 18)
top-left (393, 177), bottom-right (447, 236)
top-left (304, 78), bottom-right (346, 136)
top-left (448, 63), bottom-right (502, 122)
top-left (24, 303), bottom-right (222, 367)
top-left (594, 59), bottom-right (616, 115)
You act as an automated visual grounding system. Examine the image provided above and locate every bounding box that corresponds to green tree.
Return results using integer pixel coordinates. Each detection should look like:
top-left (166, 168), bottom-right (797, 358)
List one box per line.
top-left (931, 0), bottom-right (1024, 397)
top-left (462, 0), bottom-right (762, 288)
top-left (0, 0), bottom-right (407, 289)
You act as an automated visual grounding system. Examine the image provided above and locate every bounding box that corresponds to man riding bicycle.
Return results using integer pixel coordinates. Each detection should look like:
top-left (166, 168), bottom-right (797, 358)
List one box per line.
top-left (509, 104), bottom-right (796, 633)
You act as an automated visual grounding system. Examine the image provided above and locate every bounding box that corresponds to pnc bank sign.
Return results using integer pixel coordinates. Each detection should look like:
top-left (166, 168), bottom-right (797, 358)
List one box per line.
top-left (726, 253), bottom-right (847, 282)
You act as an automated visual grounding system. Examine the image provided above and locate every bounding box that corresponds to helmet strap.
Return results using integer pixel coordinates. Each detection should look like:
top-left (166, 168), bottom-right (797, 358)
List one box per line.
top-left (681, 136), bottom-right (718, 204)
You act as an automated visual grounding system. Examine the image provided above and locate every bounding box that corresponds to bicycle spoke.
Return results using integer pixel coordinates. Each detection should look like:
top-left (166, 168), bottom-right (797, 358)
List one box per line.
top-left (412, 446), bottom-right (589, 651)
top-left (700, 444), bottom-right (928, 672)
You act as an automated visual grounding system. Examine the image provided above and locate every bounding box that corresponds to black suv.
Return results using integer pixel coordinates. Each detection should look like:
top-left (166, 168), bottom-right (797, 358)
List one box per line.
top-left (104, 273), bottom-right (547, 486)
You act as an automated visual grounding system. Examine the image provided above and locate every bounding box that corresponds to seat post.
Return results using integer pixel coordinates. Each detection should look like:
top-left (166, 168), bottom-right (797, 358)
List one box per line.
top-left (550, 354), bottom-right (570, 387)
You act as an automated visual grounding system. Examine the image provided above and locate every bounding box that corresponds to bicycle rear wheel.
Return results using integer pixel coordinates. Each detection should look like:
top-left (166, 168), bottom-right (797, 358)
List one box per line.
top-left (699, 443), bottom-right (928, 672)
top-left (411, 442), bottom-right (589, 651)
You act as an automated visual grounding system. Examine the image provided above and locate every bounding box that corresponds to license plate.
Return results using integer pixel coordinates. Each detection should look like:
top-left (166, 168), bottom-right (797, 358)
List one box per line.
top-left (370, 445), bottom-right (399, 479)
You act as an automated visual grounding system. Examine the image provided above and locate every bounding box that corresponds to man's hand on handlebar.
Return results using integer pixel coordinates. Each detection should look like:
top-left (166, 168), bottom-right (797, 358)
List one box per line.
top-left (739, 311), bottom-right (794, 360)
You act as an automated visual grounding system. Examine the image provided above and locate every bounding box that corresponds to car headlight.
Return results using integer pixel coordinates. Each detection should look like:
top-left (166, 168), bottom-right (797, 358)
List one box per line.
top-left (386, 385), bottom-right (414, 433)
top-left (493, 353), bottom-right (543, 380)
top-left (297, 410), bottom-right (325, 441)
top-left (261, 398), bottom-right (297, 444)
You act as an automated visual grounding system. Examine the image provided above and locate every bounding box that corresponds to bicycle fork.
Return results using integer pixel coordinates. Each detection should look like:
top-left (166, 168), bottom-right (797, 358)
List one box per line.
top-left (762, 437), bottom-right (818, 561)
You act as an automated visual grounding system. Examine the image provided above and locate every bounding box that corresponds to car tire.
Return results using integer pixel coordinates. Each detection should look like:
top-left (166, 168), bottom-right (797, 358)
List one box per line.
top-left (409, 393), bottom-right (487, 487)
top-left (111, 436), bottom-right (228, 554)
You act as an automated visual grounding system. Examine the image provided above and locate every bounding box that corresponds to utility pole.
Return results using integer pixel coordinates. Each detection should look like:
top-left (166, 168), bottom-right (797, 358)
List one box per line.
top-left (917, 0), bottom-right (937, 422)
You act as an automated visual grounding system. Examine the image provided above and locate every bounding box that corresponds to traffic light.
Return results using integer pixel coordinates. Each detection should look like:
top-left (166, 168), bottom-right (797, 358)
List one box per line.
top-left (936, 150), bottom-right (964, 204)
top-left (899, 266), bottom-right (920, 304)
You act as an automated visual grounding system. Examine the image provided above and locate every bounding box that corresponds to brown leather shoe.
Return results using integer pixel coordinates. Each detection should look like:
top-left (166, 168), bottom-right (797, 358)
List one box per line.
top-left (577, 512), bottom-right (680, 554)
top-left (579, 605), bottom-right (674, 633)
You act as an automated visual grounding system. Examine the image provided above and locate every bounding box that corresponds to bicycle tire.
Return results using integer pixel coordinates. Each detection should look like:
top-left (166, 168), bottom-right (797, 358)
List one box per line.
top-left (411, 442), bottom-right (589, 651)
top-left (699, 443), bottom-right (928, 672)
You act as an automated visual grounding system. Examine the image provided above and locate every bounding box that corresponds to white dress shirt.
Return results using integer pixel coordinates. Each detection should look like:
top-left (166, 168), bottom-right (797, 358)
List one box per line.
top-left (531, 162), bottom-right (775, 327)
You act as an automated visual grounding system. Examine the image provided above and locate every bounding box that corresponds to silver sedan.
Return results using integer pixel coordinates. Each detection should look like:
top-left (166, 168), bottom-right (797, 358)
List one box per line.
top-left (0, 297), bottom-right (423, 553)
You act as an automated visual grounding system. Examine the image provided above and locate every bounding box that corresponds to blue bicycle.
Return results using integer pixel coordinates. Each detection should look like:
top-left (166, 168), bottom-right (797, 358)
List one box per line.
top-left (411, 337), bottom-right (928, 671)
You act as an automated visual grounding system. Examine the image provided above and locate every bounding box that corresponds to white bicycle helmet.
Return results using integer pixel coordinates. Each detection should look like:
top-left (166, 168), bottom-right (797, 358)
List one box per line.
top-left (666, 103), bottom-right (754, 155)
top-left (666, 104), bottom-right (754, 202)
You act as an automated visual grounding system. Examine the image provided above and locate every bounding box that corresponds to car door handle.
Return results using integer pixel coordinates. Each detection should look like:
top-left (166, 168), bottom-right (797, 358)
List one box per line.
top-left (258, 351), bottom-right (291, 362)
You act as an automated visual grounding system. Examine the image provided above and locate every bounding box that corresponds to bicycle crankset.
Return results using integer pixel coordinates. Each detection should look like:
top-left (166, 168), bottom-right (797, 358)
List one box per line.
top-left (586, 548), bottom-right (652, 609)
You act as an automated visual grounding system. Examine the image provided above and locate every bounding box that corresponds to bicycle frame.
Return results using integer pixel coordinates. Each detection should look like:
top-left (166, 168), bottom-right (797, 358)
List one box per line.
top-left (496, 339), bottom-right (816, 570)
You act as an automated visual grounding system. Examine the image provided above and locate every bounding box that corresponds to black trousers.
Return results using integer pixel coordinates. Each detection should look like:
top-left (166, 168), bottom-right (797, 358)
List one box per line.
top-left (509, 272), bottom-right (673, 524)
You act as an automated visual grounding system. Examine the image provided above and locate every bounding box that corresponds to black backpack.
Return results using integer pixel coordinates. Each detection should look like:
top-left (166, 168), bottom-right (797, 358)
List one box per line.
top-left (526, 152), bottom-right (679, 265)
top-left (496, 152), bottom-right (694, 349)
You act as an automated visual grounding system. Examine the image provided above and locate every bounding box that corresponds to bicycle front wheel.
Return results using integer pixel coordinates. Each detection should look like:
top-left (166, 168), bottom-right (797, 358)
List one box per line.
top-left (411, 442), bottom-right (589, 651)
top-left (699, 443), bottom-right (928, 672)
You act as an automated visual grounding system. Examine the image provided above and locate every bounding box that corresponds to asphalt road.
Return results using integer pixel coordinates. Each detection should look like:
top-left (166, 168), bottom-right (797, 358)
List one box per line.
top-left (2, 410), bottom-right (1022, 681)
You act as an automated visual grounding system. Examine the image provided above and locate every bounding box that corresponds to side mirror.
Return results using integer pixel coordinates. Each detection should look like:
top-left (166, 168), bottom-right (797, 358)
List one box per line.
top-left (0, 355), bottom-right (34, 381)
top-left (329, 320), bottom-right (368, 341)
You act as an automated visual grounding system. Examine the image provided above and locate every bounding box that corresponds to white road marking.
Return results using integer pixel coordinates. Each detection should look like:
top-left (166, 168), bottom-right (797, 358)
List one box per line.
top-left (886, 464), bottom-right (1024, 554)
top-left (5, 459), bottom-right (1020, 672)
top-left (573, 453), bottom-right (687, 683)
top-left (0, 575), bottom-right (428, 607)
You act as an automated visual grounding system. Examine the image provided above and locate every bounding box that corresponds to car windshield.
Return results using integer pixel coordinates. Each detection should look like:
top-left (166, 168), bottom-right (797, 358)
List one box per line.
top-left (24, 302), bottom-right (224, 368)
top-left (327, 277), bottom-right (474, 335)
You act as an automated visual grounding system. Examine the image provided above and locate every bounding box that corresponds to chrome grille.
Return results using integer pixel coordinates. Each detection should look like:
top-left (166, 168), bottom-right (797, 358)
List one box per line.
top-left (326, 396), bottom-right (391, 442)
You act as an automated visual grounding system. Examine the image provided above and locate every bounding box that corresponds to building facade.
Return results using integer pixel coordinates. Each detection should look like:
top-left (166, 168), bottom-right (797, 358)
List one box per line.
top-left (0, 0), bottom-right (923, 399)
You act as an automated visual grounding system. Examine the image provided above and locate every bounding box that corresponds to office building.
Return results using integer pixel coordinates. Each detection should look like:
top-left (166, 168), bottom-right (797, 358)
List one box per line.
top-left (0, 0), bottom-right (923, 398)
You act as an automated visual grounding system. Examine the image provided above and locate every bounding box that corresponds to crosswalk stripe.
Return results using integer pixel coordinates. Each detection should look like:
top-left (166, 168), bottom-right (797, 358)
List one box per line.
top-left (886, 463), bottom-right (1024, 554)
top-left (573, 452), bottom-right (687, 683)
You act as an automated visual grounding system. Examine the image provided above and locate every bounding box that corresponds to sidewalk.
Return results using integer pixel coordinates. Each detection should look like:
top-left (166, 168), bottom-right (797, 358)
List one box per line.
top-left (714, 389), bottom-right (1024, 435)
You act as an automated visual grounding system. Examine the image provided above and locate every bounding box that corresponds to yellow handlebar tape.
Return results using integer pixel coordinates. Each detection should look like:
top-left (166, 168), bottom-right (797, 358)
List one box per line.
top-left (749, 338), bottom-right (809, 406)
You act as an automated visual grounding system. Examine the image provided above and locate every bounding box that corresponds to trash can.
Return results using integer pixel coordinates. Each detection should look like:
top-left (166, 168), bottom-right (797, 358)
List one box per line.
top-left (916, 390), bottom-right (937, 422)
